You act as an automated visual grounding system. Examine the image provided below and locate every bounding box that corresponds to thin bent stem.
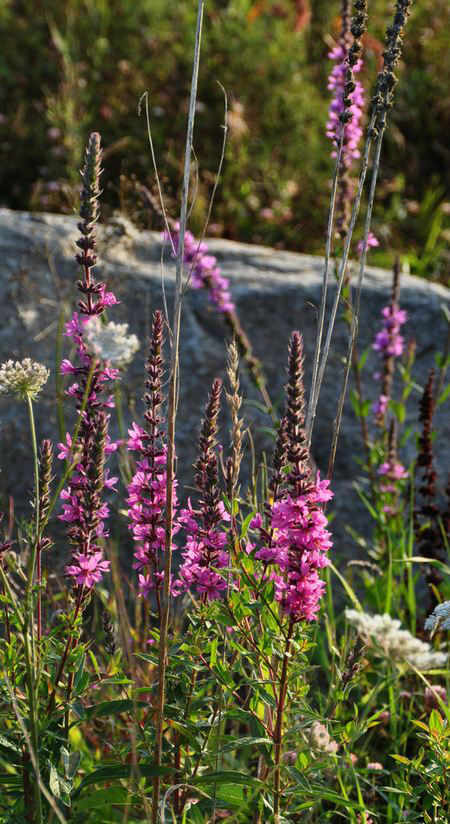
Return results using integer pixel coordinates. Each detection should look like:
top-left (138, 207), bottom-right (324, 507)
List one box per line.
top-left (327, 124), bottom-right (386, 481)
top-left (26, 395), bottom-right (40, 596)
top-left (306, 109), bottom-right (378, 445)
top-left (152, 4), bottom-right (205, 822)
top-left (306, 129), bottom-right (345, 439)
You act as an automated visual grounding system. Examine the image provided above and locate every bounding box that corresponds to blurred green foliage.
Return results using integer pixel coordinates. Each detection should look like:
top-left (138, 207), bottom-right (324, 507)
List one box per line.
top-left (0, 0), bottom-right (448, 278)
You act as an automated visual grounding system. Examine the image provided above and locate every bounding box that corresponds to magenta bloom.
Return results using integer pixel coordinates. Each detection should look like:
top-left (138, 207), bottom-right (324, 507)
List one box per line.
top-left (175, 379), bottom-right (230, 602)
top-left (270, 478), bottom-right (334, 622)
top-left (373, 304), bottom-right (408, 358)
top-left (176, 500), bottom-right (230, 601)
top-left (372, 394), bottom-right (389, 416)
top-left (166, 225), bottom-right (235, 314)
top-left (66, 551), bottom-right (110, 589)
top-left (250, 333), bottom-right (333, 623)
top-left (326, 44), bottom-right (364, 170)
top-left (59, 134), bottom-right (118, 592)
top-left (378, 461), bottom-right (408, 480)
top-left (126, 311), bottom-right (179, 599)
top-left (358, 232), bottom-right (379, 254)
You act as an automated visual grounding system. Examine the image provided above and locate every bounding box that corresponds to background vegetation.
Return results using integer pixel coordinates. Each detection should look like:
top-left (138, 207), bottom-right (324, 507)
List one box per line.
top-left (0, 0), bottom-right (449, 279)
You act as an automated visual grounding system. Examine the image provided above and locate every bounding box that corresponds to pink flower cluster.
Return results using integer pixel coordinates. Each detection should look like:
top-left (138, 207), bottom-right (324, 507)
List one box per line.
top-left (378, 460), bottom-right (408, 514)
top-left (127, 424), bottom-right (179, 597)
top-left (59, 309), bottom-right (119, 591)
top-left (166, 225), bottom-right (235, 314)
top-left (326, 44), bottom-right (365, 170)
top-left (372, 302), bottom-right (408, 418)
top-left (175, 500), bottom-right (230, 601)
top-left (378, 460), bottom-right (408, 480)
top-left (271, 476), bottom-right (333, 622)
top-left (250, 474), bottom-right (333, 622)
top-left (58, 312), bottom-right (119, 588)
top-left (373, 305), bottom-right (408, 358)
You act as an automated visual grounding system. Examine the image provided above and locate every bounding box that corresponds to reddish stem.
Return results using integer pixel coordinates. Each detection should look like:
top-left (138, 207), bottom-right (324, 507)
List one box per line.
top-left (46, 587), bottom-right (84, 715)
top-left (36, 543), bottom-right (42, 644)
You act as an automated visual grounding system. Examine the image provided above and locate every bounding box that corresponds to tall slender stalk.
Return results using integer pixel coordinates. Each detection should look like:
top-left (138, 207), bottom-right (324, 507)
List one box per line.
top-left (152, 3), bottom-right (205, 821)
top-left (23, 394), bottom-right (43, 822)
top-left (308, 1), bottom-right (414, 449)
top-left (327, 130), bottom-right (384, 481)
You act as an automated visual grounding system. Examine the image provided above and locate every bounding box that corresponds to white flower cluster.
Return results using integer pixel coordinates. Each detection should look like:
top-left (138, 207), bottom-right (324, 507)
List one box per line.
top-left (345, 609), bottom-right (447, 671)
top-left (0, 358), bottom-right (49, 400)
top-left (84, 318), bottom-right (140, 367)
top-left (425, 601), bottom-right (450, 634)
top-left (308, 721), bottom-right (338, 755)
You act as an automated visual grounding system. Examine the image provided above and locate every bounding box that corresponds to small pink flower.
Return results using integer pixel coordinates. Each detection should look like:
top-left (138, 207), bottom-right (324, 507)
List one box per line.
top-left (66, 551), bottom-right (110, 588)
top-left (60, 359), bottom-right (77, 375)
top-left (57, 432), bottom-right (73, 460)
top-left (358, 232), bottom-right (379, 254)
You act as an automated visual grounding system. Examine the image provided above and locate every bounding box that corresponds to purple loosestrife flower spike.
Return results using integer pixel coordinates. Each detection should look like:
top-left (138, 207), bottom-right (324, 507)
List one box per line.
top-left (372, 260), bottom-right (407, 426)
top-left (255, 333), bottom-right (334, 622)
top-left (414, 370), bottom-right (443, 603)
top-left (126, 310), bottom-right (179, 600)
top-left (168, 224), bottom-right (235, 314)
top-left (153, 197), bottom-right (269, 406)
top-left (268, 417), bottom-right (288, 503)
top-left (59, 133), bottom-right (119, 591)
top-left (176, 378), bottom-right (231, 602)
top-left (327, 0), bottom-right (368, 238)
top-left (65, 411), bottom-right (111, 588)
top-left (371, 0), bottom-right (414, 136)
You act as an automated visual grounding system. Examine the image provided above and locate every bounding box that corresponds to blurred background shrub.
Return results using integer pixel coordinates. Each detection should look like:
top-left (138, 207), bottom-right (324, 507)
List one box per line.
top-left (0, 0), bottom-right (448, 279)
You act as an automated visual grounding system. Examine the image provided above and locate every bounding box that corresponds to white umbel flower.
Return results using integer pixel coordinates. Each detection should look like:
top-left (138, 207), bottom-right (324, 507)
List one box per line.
top-left (0, 358), bottom-right (49, 400)
top-left (345, 609), bottom-right (447, 671)
top-left (84, 317), bottom-right (140, 367)
top-left (425, 601), bottom-right (450, 634)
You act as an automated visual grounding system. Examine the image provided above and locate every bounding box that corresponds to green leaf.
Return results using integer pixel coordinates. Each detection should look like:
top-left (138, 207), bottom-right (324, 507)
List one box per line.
top-left (0, 773), bottom-right (21, 786)
top-left (49, 763), bottom-right (61, 799)
top-left (75, 787), bottom-right (130, 810)
top-left (209, 637), bottom-right (218, 669)
top-left (61, 747), bottom-right (81, 780)
top-left (215, 784), bottom-right (245, 806)
top-left (193, 770), bottom-right (263, 790)
top-left (429, 709), bottom-right (443, 734)
top-left (218, 736), bottom-right (272, 754)
top-left (240, 511), bottom-right (256, 539)
top-left (437, 384), bottom-right (450, 407)
top-left (88, 650), bottom-right (101, 679)
top-left (0, 736), bottom-right (20, 755)
top-left (391, 754), bottom-right (411, 765)
top-left (73, 764), bottom-right (175, 797)
top-left (80, 699), bottom-right (148, 720)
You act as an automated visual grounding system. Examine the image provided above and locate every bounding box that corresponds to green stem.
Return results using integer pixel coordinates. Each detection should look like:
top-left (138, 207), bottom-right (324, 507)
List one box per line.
top-left (273, 621), bottom-right (294, 823)
top-left (24, 394), bottom-right (43, 822)
top-left (23, 619), bottom-right (43, 823)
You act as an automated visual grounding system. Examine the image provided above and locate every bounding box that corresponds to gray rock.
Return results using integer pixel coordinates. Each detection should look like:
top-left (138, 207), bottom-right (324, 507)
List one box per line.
top-left (0, 208), bottom-right (448, 561)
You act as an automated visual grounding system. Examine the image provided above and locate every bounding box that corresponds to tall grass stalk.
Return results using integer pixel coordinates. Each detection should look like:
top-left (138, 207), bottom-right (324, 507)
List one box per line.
top-left (153, 3), bottom-right (205, 821)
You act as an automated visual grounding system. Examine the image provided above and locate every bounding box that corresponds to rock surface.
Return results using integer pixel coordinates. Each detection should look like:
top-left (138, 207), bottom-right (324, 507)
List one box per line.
top-left (0, 209), bottom-right (448, 560)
